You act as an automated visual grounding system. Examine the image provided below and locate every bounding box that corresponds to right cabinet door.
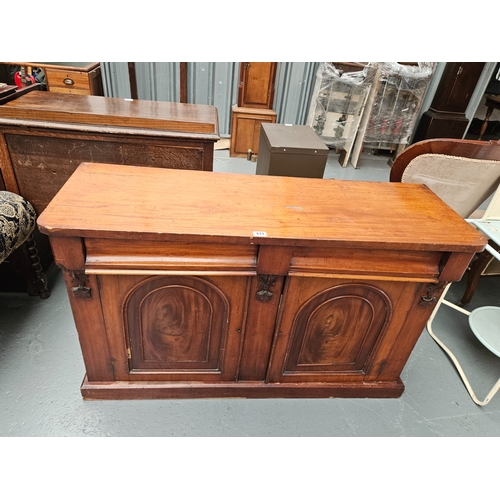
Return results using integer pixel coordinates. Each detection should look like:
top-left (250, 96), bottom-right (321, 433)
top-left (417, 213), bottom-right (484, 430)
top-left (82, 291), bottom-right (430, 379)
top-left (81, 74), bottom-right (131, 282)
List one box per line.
top-left (266, 276), bottom-right (425, 384)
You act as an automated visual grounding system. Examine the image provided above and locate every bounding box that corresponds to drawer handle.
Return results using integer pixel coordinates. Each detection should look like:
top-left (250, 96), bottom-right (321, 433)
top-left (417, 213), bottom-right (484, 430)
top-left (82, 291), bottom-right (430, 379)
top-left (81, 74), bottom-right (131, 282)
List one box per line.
top-left (63, 78), bottom-right (75, 86)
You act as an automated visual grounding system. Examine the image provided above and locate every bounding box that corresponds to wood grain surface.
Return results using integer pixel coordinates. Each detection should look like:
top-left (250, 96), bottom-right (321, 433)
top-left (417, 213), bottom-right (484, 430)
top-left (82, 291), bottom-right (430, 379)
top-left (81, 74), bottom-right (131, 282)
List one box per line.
top-left (0, 92), bottom-right (218, 134)
top-left (38, 162), bottom-right (486, 252)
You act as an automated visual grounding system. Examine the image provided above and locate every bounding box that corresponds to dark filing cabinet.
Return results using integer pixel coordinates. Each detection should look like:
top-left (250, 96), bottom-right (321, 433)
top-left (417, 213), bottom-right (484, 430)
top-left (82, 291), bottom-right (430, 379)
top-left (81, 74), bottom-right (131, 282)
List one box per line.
top-left (256, 123), bottom-right (330, 178)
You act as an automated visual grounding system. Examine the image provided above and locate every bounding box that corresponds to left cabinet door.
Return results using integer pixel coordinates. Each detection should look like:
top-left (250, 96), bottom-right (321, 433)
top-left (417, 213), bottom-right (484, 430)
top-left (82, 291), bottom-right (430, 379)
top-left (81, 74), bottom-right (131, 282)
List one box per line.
top-left (98, 274), bottom-right (251, 382)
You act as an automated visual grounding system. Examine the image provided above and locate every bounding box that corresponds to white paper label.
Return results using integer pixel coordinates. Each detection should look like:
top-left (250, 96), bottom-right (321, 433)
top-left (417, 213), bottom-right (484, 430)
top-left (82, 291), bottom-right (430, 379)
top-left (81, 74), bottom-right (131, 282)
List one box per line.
top-left (253, 231), bottom-right (267, 237)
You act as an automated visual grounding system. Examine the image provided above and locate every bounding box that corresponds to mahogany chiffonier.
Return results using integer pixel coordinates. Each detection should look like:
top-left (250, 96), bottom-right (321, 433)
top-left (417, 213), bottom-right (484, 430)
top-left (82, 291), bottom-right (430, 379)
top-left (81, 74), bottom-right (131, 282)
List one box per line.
top-left (37, 163), bottom-right (486, 400)
top-left (0, 90), bottom-right (219, 216)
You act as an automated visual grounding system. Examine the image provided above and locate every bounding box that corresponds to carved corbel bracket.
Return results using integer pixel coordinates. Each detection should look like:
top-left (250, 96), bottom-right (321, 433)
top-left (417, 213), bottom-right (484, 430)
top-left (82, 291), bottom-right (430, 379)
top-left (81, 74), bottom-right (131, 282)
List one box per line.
top-left (418, 282), bottom-right (446, 307)
top-left (256, 274), bottom-right (277, 303)
top-left (68, 270), bottom-right (92, 299)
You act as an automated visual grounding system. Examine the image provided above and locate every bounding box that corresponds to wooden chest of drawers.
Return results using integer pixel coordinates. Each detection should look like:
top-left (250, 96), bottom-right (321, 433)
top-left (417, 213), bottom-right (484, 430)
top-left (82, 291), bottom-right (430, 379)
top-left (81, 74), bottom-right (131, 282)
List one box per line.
top-left (4, 62), bottom-right (103, 95)
top-left (37, 163), bottom-right (486, 400)
top-left (43, 63), bottom-right (103, 96)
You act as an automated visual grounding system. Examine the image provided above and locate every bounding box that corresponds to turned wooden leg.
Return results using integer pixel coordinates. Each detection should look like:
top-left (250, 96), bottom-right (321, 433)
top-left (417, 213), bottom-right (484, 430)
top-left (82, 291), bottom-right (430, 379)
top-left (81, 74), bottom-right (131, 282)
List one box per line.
top-left (478, 105), bottom-right (494, 140)
top-left (459, 239), bottom-right (500, 305)
top-left (9, 236), bottom-right (50, 299)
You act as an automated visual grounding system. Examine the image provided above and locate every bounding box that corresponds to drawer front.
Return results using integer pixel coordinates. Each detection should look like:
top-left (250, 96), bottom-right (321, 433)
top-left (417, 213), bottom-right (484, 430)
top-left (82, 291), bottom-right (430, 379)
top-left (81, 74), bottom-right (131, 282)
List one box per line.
top-left (45, 68), bottom-right (91, 94)
top-left (85, 239), bottom-right (258, 275)
top-left (289, 246), bottom-right (444, 282)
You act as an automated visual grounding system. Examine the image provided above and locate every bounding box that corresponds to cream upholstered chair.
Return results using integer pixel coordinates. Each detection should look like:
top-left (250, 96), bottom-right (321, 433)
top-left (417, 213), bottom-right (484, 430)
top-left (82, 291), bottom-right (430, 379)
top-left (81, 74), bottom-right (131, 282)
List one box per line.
top-left (390, 138), bottom-right (500, 217)
top-left (390, 138), bottom-right (500, 305)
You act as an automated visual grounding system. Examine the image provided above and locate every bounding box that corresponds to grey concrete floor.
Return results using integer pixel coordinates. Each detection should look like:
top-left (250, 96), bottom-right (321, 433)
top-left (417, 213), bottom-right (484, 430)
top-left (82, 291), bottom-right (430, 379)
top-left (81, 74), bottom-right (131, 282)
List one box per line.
top-left (1, 149), bottom-right (500, 438)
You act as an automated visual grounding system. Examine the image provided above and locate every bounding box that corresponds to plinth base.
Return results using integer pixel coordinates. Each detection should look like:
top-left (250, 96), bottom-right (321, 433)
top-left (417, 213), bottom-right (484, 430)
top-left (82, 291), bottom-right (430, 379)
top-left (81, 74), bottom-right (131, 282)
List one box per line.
top-left (81, 376), bottom-right (405, 400)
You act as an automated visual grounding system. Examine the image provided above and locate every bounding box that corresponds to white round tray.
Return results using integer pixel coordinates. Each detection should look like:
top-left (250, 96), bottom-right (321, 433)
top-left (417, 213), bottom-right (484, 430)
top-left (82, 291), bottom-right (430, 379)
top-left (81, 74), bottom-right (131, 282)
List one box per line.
top-left (468, 306), bottom-right (500, 357)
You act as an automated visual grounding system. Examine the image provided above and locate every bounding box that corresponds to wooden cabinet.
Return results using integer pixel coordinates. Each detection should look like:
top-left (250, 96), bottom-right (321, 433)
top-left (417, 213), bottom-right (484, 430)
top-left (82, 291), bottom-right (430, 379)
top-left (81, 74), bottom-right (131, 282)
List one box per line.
top-left (231, 62), bottom-right (278, 158)
top-left (0, 90), bottom-right (219, 215)
top-left (429, 62), bottom-right (485, 114)
top-left (37, 163), bottom-right (486, 400)
top-left (413, 62), bottom-right (486, 142)
top-left (230, 106), bottom-right (277, 157)
top-left (238, 62), bottom-right (277, 109)
top-left (38, 164), bottom-right (486, 399)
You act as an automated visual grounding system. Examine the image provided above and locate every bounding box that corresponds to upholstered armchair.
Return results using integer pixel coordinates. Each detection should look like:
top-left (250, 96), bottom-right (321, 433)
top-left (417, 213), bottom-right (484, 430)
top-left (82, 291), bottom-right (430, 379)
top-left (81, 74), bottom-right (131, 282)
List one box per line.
top-left (0, 191), bottom-right (50, 299)
top-left (391, 138), bottom-right (500, 305)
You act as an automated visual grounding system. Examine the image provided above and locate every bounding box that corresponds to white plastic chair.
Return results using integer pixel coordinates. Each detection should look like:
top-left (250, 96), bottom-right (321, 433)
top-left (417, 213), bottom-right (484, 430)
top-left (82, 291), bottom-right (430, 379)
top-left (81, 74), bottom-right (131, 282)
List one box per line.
top-left (426, 185), bottom-right (500, 406)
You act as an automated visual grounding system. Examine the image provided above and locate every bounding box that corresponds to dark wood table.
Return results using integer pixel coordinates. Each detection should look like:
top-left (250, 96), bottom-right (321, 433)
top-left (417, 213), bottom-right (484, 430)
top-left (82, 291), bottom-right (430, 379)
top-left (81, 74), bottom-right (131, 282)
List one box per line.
top-left (0, 89), bottom-right (219, 293)
top-left (38, 163), bottom-right (486, 400)
top-left (0, 91), bottom-right (219, 215)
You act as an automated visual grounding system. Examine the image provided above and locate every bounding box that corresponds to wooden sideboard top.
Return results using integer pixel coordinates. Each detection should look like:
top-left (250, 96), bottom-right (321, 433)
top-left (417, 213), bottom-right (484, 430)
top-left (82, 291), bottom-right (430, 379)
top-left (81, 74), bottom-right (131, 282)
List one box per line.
top-left (0, 92), bottom-right (219, 136)
top-left (37, 163), bottom-right (486, 252)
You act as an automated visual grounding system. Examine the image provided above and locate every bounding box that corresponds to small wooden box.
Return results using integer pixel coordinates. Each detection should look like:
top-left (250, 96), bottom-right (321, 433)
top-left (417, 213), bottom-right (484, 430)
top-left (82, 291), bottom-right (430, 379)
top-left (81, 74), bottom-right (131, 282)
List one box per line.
top-left (230, 106), bottom-right (277, 158)
top-left (256, 123), bottom-right (329, 178)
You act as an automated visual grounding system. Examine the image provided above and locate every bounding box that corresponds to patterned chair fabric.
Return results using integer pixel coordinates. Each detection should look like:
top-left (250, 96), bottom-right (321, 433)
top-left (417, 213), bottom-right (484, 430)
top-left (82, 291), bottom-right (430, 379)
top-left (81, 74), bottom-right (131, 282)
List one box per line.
top-left (0, 191), bottom-right (37, 263)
